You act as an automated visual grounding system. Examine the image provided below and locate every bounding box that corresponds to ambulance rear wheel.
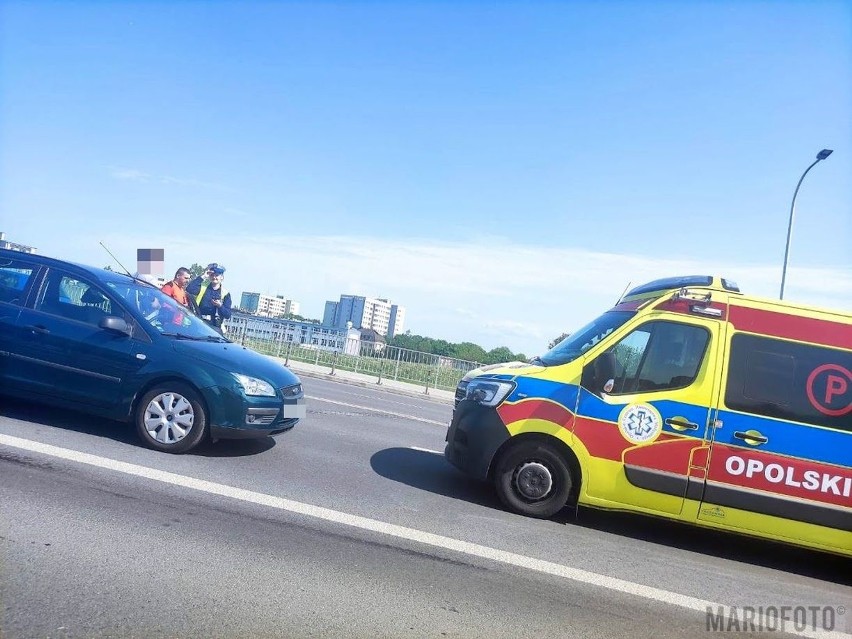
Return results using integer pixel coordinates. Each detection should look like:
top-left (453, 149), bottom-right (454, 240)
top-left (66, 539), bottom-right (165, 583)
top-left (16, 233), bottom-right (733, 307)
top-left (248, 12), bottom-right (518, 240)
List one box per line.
top-left (494, 441), bottom-right (573, 518)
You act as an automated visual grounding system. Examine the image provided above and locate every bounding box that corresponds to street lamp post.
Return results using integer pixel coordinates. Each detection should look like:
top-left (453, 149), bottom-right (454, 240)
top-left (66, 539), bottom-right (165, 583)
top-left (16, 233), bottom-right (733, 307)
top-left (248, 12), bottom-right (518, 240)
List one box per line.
top-left (779, 149), bottom-right (833, 300)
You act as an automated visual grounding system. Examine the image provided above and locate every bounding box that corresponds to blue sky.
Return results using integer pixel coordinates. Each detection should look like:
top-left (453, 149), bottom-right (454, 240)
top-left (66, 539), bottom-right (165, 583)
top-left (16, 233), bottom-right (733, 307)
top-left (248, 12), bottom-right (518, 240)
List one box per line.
top-left (1, 1), bottom-right (850, 357)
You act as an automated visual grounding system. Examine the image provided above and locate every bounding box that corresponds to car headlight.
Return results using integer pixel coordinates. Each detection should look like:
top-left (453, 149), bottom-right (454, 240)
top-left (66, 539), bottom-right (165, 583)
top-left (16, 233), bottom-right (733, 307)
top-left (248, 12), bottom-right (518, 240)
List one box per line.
top-left (232, 373), bottom-right (277, 397)
top-left (465, 379), bottom-right (515, 407)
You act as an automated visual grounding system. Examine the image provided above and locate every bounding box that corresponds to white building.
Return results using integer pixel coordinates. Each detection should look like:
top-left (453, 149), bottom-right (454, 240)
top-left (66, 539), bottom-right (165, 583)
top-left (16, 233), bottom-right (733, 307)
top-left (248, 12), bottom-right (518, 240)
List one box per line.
top-left (225, 312), bottom-right (358, 351)
top-left (323, 295), bottom-right (405, 338)
top-left (240, 292), bottom-right (301, 318)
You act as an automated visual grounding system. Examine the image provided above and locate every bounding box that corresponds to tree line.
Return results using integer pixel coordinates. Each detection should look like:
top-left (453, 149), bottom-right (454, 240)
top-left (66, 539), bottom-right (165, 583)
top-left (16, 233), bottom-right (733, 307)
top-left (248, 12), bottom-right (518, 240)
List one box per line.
top-left (386, 330), bottom-right (571, 365)
top-left (386, 332), bottom-right (528, 365)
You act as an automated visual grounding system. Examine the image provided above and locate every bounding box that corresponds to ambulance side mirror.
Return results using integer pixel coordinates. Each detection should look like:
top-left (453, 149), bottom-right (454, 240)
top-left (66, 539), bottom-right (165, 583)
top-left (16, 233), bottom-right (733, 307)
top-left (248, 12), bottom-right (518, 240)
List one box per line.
top-left (596, 352), bottom-right (616, 393)
top-left (582, 351), bottom-right (617, 395)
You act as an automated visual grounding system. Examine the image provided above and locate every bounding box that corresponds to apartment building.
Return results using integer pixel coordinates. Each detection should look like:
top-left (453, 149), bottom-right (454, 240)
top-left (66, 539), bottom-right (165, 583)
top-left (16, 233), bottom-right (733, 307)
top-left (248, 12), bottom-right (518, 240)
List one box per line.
top-left (322, 294), bottom-right (405, 338)
top-left (240, 292), bottom-right (301, 318)
top-left (225, 312), bottom-right (357, 352)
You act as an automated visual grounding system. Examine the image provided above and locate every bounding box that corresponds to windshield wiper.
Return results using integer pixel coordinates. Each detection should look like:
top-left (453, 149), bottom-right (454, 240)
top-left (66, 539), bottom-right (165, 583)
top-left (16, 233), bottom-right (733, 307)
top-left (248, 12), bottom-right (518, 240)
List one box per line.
top-left (161, 332), bottom-right (229, 342)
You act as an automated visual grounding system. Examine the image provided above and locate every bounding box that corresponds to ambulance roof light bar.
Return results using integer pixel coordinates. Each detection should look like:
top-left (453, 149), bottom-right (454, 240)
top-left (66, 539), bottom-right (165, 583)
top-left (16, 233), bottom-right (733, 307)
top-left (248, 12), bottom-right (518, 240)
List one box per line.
top-left (626, 276), bottom-right (741, 298)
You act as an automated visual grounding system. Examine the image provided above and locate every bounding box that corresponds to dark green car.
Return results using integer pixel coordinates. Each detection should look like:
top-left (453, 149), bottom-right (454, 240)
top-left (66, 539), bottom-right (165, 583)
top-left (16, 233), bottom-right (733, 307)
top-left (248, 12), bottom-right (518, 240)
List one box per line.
top-left (0, 248), bottom-right (305, 453)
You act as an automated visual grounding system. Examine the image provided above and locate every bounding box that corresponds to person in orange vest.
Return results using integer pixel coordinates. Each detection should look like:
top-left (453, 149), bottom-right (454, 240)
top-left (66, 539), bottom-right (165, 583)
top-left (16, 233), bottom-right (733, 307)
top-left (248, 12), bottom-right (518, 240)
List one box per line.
top-left (159, 267), bottom-right (194, 326)
top-left (161, 267), bottom-right (191, 307)
top-left (186, 263), bottom-right (232, 333)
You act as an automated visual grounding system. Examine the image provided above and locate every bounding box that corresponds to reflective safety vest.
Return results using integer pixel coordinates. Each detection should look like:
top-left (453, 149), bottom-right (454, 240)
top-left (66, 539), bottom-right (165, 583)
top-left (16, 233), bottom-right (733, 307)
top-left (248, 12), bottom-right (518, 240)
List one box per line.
top-left (195, 281), bottom-right (229, 308)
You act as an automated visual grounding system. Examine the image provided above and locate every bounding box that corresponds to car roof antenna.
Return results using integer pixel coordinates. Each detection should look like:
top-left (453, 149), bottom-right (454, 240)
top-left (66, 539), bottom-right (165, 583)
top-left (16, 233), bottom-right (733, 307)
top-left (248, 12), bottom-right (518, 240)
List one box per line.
top-left (99, 241), bottom-right (133, 277)
top-left (615, 281), bottom-right (632, 305)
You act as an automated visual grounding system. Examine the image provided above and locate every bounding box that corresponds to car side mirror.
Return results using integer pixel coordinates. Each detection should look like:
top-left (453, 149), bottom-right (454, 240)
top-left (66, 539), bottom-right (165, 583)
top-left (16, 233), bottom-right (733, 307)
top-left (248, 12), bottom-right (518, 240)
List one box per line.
top-left (99, 316), bottom-right (130, 335)
top-left (582, 351), bottom-right (616, 395)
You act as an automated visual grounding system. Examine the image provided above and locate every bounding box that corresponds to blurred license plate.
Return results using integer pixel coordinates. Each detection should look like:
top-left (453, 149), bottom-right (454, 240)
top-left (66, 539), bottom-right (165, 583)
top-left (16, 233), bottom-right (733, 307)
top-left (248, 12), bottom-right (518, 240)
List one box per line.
top-left (281, 402), bottom-right (306, 418)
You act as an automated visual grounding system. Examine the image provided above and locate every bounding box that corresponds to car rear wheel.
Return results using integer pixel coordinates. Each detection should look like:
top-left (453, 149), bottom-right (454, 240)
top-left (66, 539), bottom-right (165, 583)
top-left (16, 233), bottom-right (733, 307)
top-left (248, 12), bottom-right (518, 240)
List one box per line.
top-left (135, 382), bottom-right (207, 453)
top-left (494, 440), bottom-right (574, 518)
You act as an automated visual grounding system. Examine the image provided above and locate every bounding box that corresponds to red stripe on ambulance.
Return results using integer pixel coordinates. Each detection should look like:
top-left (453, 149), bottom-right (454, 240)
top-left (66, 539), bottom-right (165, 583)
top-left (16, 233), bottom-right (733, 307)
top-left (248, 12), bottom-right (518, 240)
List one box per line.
top-left (709, 446), bottom-right (852, 508)
top-left (497, 398), bottom-right (574, 429)
top-left (729, 305), bottom-right (852, 349)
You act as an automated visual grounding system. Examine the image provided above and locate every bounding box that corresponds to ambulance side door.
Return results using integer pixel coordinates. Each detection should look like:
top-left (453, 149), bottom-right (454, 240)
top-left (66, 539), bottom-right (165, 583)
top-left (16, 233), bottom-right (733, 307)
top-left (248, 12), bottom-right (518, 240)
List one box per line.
top-left (700, 331), bottom-right (852, 548)
top-left (577, 315), bottom-right (723, 515)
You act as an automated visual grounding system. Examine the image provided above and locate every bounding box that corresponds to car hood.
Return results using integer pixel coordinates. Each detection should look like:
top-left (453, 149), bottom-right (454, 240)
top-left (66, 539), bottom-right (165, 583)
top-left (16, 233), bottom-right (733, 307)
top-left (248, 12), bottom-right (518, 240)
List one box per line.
top-left (170, 340), bottom-right (300, 387)
top-left (463, 360), bottom-right (546, 381)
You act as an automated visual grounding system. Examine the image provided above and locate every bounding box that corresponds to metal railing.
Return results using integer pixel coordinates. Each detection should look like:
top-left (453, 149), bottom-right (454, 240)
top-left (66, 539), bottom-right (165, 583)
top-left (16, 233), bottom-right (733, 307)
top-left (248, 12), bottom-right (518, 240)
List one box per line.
top-left (223, 323), bottom-right (481, 393)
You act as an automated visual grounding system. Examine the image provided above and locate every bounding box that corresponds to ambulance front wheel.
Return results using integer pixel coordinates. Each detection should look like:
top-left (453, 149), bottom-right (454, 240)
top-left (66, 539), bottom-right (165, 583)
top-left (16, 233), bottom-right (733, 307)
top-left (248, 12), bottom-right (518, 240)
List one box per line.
top-left (494, 440), bottom-right (574, 518)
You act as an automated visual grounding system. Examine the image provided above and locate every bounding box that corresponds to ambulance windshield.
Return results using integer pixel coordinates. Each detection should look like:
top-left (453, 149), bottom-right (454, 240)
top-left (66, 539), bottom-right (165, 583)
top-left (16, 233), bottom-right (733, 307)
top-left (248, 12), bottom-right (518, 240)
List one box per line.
top-left (538, 310), bottom-right (635, 366)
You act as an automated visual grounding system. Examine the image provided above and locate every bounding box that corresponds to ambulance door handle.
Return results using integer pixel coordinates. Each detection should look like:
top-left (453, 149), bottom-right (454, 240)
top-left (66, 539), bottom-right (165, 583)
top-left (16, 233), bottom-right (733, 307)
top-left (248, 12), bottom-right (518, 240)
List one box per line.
top-left (734, 430), bottom-right (768, 445)
top-left (665, 417), bottom-right (699, 431)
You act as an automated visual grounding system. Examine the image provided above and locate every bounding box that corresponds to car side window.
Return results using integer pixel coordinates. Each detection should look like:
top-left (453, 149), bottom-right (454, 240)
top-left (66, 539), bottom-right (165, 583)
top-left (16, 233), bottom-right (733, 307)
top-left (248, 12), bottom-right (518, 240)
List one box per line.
top-left (0, 258), bottom-right (36, 306)
top-left (36, 270), bottom-right (118, 326)
top-left (583, 320), bottom-right (710, 395)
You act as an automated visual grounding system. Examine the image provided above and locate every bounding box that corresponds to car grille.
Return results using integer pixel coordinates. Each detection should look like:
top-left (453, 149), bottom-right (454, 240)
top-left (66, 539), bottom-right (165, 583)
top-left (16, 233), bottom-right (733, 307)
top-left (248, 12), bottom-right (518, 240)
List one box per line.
top-left (454, 380), bottom-right (469, 410)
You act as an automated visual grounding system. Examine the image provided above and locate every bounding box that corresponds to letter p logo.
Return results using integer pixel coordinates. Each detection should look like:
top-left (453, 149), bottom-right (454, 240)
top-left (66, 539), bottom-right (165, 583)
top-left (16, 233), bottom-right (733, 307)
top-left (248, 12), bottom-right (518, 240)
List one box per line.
top-left (825, 375), bottom-right (847, 404)
top-left (806, 364), bottom-right (852, 417)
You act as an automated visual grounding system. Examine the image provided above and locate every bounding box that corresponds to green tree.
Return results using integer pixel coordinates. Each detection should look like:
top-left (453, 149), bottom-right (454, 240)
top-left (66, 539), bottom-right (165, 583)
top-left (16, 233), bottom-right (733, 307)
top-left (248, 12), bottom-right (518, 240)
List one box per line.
top-left (548, 332), bottom-right (570, 350)
top-left (484, 346), bottom-right (516, 365)
top-left (451, 342), bottom-right (487, 363)
top-left (386, 332), bottom-right (526, 365)
top-left (188, 263), bottom-right (206, 278)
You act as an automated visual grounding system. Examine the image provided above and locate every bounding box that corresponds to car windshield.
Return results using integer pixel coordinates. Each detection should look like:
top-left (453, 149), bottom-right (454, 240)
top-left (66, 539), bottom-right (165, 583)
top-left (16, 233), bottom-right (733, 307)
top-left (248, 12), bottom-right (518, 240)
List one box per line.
top-left (104, 279), bottom-right (228, 341)
top-left (535, 310), bottom-right (635, 366)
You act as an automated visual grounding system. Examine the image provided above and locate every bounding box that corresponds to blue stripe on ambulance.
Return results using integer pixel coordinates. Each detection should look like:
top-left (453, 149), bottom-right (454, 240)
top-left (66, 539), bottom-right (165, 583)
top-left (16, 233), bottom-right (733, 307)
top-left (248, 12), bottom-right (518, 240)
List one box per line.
top-left (506, 377), bottom-right (580, 410)
top-left (576, 388), bottom-right (711, 439)
top-left (715, 409), bottom-right (851, 469)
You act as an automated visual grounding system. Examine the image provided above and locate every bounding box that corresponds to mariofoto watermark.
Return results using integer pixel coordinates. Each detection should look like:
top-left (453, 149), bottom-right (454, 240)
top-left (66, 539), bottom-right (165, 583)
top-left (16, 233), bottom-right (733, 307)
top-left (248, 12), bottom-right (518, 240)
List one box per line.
top-left (706, 605), bottom-right (847, 633)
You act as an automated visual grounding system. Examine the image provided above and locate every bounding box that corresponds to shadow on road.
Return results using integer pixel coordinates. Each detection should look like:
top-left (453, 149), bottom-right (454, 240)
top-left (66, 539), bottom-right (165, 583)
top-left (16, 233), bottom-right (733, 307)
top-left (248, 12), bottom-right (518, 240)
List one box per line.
top-left (195, 436), bottom-right (276, 457)
top-left (0, 395), bottom-right (139, 446)
top-left (370, 446), bottom-right (502, 510)
top-left (0, 396), bottom-right (275, 457)
top-left (559, 507), bottom-right (852, 586)
top-left (371, 445), bottom-right (851, 586)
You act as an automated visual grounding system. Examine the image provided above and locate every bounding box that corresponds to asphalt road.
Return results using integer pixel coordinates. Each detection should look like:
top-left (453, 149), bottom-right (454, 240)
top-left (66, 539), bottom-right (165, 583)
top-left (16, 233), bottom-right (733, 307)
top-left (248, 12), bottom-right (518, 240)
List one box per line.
top-left (1, 375), bottom-right (850, 638)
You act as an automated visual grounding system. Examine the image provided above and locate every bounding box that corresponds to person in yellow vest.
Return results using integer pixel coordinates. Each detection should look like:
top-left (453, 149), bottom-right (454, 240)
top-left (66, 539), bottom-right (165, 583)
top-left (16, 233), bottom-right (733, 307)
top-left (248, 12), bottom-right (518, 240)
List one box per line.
top-left (186, 263), bottom-right (232, 333)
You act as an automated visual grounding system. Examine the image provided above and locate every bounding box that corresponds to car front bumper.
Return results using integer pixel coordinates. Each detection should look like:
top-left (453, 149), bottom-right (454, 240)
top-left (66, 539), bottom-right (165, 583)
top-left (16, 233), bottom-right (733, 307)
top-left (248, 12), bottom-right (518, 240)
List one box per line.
top-left (201, 385), bottom-right (305, 440)
top-left (444, 399), bottom-right (510, 481)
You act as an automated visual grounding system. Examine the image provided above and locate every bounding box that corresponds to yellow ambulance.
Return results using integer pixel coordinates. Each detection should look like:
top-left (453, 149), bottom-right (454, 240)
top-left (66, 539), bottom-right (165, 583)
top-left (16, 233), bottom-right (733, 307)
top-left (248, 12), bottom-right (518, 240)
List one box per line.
top-left (445, 276), bottom-right (851, 556)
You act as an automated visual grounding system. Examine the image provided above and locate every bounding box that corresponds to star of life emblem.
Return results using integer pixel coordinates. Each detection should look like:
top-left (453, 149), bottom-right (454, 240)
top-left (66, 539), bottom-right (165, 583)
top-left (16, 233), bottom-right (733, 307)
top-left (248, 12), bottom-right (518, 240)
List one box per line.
top-left (618, 403), bottom-right (662, 444)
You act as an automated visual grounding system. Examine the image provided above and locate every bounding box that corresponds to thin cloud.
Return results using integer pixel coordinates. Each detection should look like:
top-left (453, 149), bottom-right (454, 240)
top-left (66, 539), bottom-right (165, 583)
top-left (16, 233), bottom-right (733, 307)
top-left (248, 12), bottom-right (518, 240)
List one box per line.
top-left (110, 168), bottom-right (151, 182)
top-left (108, 167), bottom-right (231, 191)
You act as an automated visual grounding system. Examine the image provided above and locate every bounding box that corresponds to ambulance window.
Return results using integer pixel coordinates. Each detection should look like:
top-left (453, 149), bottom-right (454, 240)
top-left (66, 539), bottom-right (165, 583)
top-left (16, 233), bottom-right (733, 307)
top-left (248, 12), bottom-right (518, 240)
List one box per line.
top-left (725, 334), bottom-right (852, 431)
top-left (587, 321), bottom-right (710, 395)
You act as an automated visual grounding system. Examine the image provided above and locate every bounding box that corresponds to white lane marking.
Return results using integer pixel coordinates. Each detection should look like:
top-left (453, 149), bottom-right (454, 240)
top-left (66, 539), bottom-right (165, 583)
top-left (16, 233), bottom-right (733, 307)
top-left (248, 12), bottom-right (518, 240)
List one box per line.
top-left (0, 434), bottom-right (843, 639)
top-left (308, 382), bottom-right (428, 410)
top-left (409, 446), bottom-right (443, 454)
top-left (306, 396), bottom-right (447, 426)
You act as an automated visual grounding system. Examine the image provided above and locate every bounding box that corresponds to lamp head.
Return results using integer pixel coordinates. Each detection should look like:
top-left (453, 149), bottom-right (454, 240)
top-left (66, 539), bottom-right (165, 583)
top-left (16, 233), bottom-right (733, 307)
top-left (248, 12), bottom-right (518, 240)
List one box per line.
top-left (816, 149), bottom-right (833, 160)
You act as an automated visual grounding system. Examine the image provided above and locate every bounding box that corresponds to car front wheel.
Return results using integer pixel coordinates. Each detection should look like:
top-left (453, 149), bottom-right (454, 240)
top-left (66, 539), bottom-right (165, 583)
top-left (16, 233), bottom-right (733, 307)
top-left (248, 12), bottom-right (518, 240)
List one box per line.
top-left (135, 382), bottom-right (207, 453)
top-left (494, 440), bottom-right (574, 518)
